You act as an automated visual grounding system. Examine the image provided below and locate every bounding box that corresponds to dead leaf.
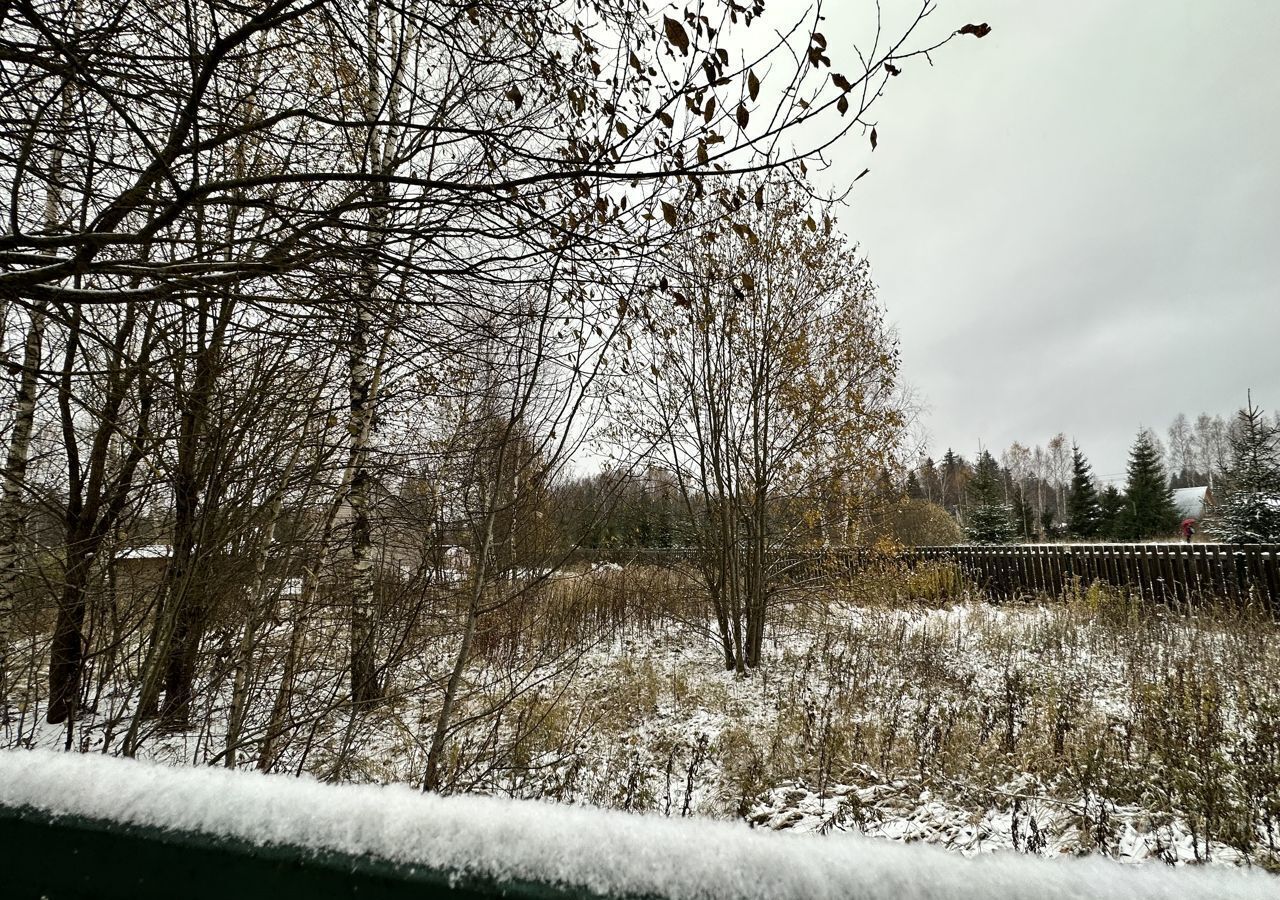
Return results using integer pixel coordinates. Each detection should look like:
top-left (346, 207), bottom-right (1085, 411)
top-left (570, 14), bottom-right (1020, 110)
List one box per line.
top-left (664, 16), bottom-right (690, 54)
top-left (958, 23), bottom-right (992, 38)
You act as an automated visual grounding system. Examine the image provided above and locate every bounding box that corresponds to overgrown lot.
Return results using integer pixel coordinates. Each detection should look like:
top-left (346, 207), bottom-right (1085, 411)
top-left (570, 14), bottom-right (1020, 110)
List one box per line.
top-left (6, 561), bottom-right (1280, 870)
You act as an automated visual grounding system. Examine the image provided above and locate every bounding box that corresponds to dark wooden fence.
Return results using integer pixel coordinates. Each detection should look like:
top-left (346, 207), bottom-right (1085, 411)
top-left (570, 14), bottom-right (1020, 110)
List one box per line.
top-left (910, 543), bottom-right (1280, 610)
top-left (574, 544), bottom-right (1280, 611)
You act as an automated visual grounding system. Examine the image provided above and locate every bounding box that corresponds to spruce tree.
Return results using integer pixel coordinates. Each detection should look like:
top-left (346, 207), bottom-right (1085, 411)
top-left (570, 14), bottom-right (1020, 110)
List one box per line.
top-left (1011, 486), bottom-right (1035, 541)
top-left (1039, 508), bottom-right (1056, 539)
top-left (1210, 398), bottom-right (1280, 544)
top-left (876, 468), bottom-right (898, 500)
top-left (919, 457), bottom-right (943, 503)
top-left (905, 470), bottom-right (925, 500)
top-left (1118, 430), bottom-right (1178, 540)
top-left (941, 449), bottom-right (968, 515)
top-left (966, 450), bottom-right (1016, 544)
top-left (1097, 485), bottom-right (1126, 539)
top-left (1066, 443), bottom-right (1102, 538)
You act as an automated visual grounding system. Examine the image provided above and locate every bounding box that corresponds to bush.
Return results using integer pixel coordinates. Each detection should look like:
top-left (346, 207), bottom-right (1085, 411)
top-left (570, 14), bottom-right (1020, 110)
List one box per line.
top-left (866, 499), bottom-right (963, 547)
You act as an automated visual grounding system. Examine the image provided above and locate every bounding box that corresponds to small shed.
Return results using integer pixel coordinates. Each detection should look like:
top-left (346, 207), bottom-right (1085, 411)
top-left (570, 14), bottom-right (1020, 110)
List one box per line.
top-left (114, 545), bottom-right (170, 605)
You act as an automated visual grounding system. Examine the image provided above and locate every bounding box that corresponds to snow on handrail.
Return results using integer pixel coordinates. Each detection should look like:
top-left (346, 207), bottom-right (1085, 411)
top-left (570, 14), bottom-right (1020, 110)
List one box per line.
top-left (0, 749), bottom-right (1274, 900)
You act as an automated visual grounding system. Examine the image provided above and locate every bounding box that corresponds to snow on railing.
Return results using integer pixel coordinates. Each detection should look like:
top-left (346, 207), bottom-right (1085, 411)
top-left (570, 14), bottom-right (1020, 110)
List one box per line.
top-left (0, 749), bottom-right (1274, 900)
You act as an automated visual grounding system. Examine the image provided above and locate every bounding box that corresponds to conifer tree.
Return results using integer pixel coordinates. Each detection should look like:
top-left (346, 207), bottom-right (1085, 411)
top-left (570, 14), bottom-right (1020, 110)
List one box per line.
top-left (940, 449), bottom-right (971, 516)
top-left (1097, 485), bottom-right (1126, 540)
top-left (919, 457), bottom-right (943, 503)
top-left (905, 470), bottom-right (925, 500)
top-left (1011, 486), bottom-right (1035, 541)
top-left (1066, 443), bottom-right (1102, 538)
top-left (966, 450), bottom-right (1016, 544)
top-left (1118, 430), bottom-right (1178, 539)
top-left (1039, 508), bottom-right (1056, 539)
top-left (876, 468), bottom-right (899, 500)
top-left (1210, 397), bottom-right (1280, 544)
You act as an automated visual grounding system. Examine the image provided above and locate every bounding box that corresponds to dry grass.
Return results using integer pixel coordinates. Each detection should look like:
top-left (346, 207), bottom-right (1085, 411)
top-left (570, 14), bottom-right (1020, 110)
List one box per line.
top-left (453, 564), bottom-right (1280, 866)
top-left (7, 555), bottom-right (1280, 868)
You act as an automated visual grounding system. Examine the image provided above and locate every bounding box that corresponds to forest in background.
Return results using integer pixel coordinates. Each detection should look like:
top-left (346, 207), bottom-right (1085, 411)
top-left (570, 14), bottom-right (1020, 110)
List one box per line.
top-left (889, 403), bottom-right (1280, 545)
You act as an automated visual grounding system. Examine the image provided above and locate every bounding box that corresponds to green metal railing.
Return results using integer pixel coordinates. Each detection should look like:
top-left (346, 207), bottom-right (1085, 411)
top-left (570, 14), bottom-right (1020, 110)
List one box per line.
top-left (0, 803), bottom-right (604, 900)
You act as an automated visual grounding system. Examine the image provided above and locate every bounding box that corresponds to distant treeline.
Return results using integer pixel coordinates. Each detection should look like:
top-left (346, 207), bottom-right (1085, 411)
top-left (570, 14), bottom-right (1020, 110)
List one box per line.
top-left (904, 401), bottom-right (1280, 545)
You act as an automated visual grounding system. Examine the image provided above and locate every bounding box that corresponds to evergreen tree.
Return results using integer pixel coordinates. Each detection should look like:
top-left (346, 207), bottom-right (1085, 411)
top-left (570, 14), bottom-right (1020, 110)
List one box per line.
top-left (1010, 486), bottom-right (1035, 541)
top-left (1097, 485), bottom-right (1126, 539)
top-left (876, 468), bottom-right (898, 500)
top-left (1039, 508), bottom-right (1056, 540)
top-left (919, 457), bottom-right (943, 503)
top-left (1118, 430), bottom-right (1178, 539)
top-left (965, 450), bottom-right (1016, 544)
top-left (1066, 443), bottom-right (1102, 538)
top-left (940, 449), bottom-right (970, 515)
top-left (1210, 397), bottom-right (1280, 543)
top-left (905, 470), bottom-right (925, 500)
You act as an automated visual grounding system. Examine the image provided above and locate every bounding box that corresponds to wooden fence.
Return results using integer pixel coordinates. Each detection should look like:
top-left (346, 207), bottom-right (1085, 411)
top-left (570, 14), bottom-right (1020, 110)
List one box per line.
top-left (575, 544), bottom-right (1280, 611)
top-left (911, 543), bottom-right (1280, 610)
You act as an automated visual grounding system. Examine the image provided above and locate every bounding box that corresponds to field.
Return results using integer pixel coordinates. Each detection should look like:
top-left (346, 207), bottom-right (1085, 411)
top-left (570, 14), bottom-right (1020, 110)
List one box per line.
top-left (5, 560), bottom-right (1280, 871)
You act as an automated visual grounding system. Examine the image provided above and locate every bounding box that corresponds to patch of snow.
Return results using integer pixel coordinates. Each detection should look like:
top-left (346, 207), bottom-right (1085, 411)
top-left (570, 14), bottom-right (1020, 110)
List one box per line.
top-left (1, 749), bottom-right (1275, 900)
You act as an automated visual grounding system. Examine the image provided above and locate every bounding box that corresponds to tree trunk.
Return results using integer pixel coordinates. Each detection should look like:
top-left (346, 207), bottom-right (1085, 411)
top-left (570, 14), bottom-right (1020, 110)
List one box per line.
top-left (423, 487), bottom-right (495, 792)
top-left (348, 300), bottom-right (381, 708)
top-left (160, 297), bottom-right (231, 728)
top-left (226, 439), bottom-right (302, 768)
top-left (0, 305), bottom-right (46, 711)
top-left (46, 549), bottom-right (93, 725)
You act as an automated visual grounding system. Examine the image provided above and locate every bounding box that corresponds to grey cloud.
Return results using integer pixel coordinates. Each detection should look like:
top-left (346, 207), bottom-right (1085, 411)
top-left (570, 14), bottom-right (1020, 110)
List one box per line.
top-left (817, 0), bottom-right (1280, 474)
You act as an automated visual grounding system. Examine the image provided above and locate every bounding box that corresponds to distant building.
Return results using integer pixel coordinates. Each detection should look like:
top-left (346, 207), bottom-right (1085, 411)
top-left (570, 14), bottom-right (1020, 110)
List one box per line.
top-left (114, 545), bottom-right (170, 604)
top-left (1172, 485), bottom-right (1214, 520)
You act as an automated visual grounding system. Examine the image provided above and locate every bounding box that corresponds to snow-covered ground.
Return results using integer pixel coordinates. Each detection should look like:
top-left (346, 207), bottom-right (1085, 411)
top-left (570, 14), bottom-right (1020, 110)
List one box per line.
top-left (6, 577), bottom-right (1280, 879)
top-left (526, 598), bottom-right (1280, 869)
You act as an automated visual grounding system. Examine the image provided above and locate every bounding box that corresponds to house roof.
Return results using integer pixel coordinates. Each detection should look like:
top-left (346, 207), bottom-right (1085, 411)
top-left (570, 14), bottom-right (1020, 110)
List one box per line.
top-left (1172, 485), bottom-right (1210, 518)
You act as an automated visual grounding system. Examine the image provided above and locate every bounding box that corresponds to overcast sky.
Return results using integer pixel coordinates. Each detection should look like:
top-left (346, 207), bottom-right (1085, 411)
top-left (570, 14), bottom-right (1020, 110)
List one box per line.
top-left (812, 0), bottom-right (1280, 479)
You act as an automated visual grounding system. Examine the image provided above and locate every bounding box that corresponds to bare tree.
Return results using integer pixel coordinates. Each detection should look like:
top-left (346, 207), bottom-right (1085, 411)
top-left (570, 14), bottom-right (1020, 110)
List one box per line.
top-left (1047, 433), bottom-right (1070, 521)
top-left (630, 179), bottom-right (901, 670)
top-left (1167, 413), bottom-right (1194, 482)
